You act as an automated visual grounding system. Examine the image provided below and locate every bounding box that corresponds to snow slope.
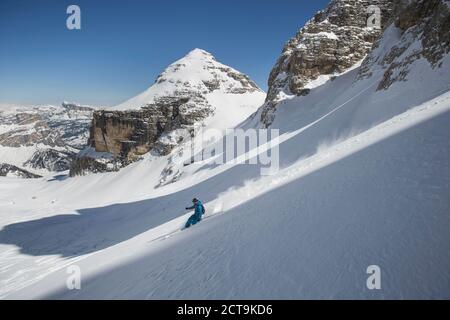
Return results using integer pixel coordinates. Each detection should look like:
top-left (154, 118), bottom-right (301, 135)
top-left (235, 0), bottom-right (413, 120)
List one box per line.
top-left (1, 19), bottom-right (450, 299)
top-left (1, 90), bottom-right (449, 299)
top-left (0, 39), bottom-right (449, 298)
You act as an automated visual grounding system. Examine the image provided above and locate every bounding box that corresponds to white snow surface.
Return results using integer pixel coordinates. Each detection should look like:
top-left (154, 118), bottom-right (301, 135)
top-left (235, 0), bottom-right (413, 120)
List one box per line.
top-left (0, 40), bottom-right (450, 299)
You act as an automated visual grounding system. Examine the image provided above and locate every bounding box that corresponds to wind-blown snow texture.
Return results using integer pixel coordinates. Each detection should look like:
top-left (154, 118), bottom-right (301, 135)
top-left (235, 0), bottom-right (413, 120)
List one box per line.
top-left (0, 1), bottom-right (450, 299)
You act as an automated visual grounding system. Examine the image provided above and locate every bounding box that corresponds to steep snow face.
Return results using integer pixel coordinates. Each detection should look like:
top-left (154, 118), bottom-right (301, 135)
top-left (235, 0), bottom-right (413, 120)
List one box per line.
top-left (0, 103), bottom-right (96, 176)
top-left (112, 48), bottom-right (263, 111)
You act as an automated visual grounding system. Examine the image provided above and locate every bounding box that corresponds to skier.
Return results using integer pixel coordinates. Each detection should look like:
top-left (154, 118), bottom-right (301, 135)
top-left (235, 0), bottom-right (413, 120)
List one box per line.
top-left (184, 198), bottom-right (205, 228)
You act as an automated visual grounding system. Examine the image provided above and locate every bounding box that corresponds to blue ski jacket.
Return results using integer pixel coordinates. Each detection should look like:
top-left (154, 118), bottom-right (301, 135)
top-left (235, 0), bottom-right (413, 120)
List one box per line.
top-left (186, 201), bottom-right (205, 216)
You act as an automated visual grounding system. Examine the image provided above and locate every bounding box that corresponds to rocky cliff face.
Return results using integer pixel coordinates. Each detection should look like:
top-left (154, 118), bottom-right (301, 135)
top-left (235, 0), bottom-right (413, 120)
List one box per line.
top-left (70, 49), bottom-right (265, 176)
top-left (360, 0), bottom-right (450, 90)
top-left (0, 103), bottom-right (95, 175)
top-left (90, 95), bottom-right (211, 161)
top-left (24, 149), bottom-right (74, 172)
top-left (261, 0), bottom-right (395, 127)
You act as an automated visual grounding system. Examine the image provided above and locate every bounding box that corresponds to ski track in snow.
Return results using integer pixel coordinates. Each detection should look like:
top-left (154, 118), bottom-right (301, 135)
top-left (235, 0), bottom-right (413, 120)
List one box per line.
top-left (1, 91), bottom-right (449, 299)
top-left (146, 90), bottom-right (450, 245)
top-left (1, 39), bottom-right (449, 297)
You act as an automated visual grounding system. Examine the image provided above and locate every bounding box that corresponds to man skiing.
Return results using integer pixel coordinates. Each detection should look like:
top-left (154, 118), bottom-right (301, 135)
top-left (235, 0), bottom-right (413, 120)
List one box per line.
top-left (185, 198), bottom-right (205, 228)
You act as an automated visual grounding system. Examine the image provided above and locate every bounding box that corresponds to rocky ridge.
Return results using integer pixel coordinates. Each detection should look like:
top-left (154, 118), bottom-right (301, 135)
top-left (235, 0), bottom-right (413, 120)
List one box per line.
top-left (261, 0), bottom-right (395, 127)
top-left (0, 163), bottom-right (42, 179)
top-left (359, 0), bottom-right (450, 90)
top-left (0, 103), bottom-right (95, 175)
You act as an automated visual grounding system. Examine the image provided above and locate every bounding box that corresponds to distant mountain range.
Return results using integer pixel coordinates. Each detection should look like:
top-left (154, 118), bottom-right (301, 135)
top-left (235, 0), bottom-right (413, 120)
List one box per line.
top-left (0, 102), bottom-right (96, 176)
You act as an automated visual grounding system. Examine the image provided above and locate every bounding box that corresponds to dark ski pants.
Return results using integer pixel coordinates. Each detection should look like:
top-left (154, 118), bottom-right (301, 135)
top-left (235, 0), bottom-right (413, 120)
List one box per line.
top-left (185, 212), bottom-right (202, 228)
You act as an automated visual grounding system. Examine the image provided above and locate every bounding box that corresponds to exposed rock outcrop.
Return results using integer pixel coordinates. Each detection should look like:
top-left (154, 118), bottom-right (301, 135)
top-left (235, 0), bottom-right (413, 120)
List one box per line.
top-left (24, 149), bottom-right (74, 172)
top-left (0, 163), bottom-right (42, 179)
top-left (68, 155), bottom-right (116, 176)
top-left (367, 0), bottom-right (450, 90)
top-left (90, 95), bottom-right (211, 162)
top-left (261, 0), bottom-right (395, 127)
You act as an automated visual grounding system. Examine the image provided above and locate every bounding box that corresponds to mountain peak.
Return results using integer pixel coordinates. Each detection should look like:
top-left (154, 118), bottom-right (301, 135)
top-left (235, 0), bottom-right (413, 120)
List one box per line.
top-left (112, 49), bottom-right (262, 111)
top-left (184, 48), bottom-right (215, 60)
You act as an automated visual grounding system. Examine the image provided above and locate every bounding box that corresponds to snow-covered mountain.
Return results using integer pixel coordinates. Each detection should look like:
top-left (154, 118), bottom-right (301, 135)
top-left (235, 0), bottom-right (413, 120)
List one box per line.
top-left (0, 103), bottom-right (96, 176)
top-left (0, 0), bottom-right (449, 299)
top-left (113, 48), bottom-right (263, 111)
top-left (70, 48), bottom-right (265, 176)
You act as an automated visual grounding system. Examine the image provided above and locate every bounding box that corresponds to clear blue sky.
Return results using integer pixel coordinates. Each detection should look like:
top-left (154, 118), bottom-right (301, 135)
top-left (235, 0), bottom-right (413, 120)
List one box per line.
top-left (0, 0), bottom-right (329, 107)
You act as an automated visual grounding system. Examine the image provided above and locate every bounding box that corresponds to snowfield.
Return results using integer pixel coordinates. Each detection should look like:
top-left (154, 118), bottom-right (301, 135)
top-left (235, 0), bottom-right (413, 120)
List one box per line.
top-left (1, 42), bottom-right (449, 298)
